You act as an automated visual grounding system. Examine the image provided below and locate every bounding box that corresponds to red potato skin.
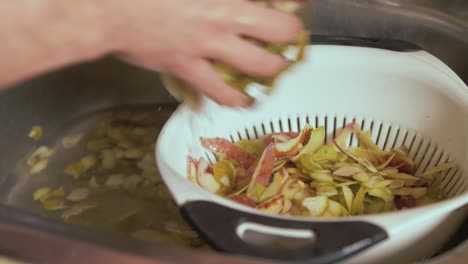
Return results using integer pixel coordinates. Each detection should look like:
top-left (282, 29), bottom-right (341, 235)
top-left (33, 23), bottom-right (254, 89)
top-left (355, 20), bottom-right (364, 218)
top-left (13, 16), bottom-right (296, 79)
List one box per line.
top-left (186, 156), bottom-right (198, 180)
top-left (385, 153), bottom-right (416, 174)
top-left (332, 139), bottom-right (349, 156)
top-left (246, 129), bottom-right (312, 200)
top-left (228, 195), bottom-right (256, 207)
top-left (333, 127), bottom-right (416, 174)
top-left (256, 194), bottom-right (285, 210)
top-left (236, 162), bottom-right (258, 188)
top-left (332, 123), bottom-right (356, 147)
top-left (200, 137), bottom-right (258, 168)
top-left (277, 169), bottom-right (295, 190)
top-left (246, 144), bottom-right (276, 200)
top-left (263, 132), bottom-right (300, 144)
top-left (279, 176), bottom-right (301, 200)
top-left (394, 197), bottom-right (416, 209)
top-left (195, 158), bottom-right (214, 187)
top-left (197, 158), bottom-right (213, 174)
top-left (273, 128), bottom-right (312, 158)
top-left (273, 143), bottom-right (302, 159)
top-left (280, 199), bottom-right (293, 214)
top-left (253, 144), bottom-right (276, 186)
top-left (256, 194), bottom-right (292, 215)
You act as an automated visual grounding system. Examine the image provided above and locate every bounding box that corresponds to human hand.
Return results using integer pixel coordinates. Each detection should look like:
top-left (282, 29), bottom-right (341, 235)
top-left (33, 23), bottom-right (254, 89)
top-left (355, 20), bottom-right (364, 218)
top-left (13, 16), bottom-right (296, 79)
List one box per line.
top-left (98, 0), bottom-right (305, 107)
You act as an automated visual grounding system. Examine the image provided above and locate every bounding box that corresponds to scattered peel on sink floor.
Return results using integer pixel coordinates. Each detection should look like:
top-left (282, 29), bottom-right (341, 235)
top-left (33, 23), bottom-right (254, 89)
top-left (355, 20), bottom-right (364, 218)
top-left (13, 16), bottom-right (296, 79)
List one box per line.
top-left (29, 107), bottom-right (208, 249)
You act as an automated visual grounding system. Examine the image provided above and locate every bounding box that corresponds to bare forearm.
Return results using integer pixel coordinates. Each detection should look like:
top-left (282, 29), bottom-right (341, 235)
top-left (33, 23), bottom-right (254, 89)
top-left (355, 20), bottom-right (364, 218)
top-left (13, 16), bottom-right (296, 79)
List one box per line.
top-left (0, 0), bottom-right (106, 89)
top-left (0, 0), bottom-right (304, 107)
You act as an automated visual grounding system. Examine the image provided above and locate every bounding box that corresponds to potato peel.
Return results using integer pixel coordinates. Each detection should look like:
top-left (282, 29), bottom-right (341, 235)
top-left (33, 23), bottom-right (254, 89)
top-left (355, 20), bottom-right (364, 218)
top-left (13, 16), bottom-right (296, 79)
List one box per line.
top-left (189, 124), bottom-right (454, 217)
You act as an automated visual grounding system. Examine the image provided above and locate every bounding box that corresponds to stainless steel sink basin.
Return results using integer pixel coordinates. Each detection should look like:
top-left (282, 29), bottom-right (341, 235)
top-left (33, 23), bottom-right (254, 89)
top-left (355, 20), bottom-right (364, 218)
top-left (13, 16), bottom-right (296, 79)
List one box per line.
top-left (0, 1), bottom-right (467, 263)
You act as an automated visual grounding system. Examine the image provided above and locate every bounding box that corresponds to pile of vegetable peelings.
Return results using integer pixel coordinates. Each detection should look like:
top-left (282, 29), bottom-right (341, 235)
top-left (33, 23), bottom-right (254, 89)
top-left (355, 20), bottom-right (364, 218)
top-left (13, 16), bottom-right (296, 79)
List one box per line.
top-left (187, 124), bottom-right (456, 217)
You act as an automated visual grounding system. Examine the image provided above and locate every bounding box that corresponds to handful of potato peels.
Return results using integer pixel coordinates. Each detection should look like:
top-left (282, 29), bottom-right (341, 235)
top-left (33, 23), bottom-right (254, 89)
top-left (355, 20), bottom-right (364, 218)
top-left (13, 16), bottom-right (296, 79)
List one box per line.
top-left (187, 123), bottom-right (456, 217)
top-left (164, 0), bottom-right (309, 108)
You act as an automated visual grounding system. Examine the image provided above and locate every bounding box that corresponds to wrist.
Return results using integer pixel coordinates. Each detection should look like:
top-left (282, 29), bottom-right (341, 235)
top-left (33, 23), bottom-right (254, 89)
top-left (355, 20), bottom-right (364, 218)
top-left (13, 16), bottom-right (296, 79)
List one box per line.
top-left (0, 0), bottom-right (113, 88)
top-left (25, 0), bottom-right (112, 63)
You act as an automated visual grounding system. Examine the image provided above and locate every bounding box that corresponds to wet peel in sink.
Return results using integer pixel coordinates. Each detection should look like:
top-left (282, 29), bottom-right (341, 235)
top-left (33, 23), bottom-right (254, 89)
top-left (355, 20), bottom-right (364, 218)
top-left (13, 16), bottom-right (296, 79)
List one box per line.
top-left (27, 106), bottom-right (209, 249)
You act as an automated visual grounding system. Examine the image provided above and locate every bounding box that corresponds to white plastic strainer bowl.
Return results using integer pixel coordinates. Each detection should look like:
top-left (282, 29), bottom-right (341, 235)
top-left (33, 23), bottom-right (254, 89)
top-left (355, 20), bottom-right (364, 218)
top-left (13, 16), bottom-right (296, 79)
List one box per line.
top-left (156, 40), bottom-right (468, 264)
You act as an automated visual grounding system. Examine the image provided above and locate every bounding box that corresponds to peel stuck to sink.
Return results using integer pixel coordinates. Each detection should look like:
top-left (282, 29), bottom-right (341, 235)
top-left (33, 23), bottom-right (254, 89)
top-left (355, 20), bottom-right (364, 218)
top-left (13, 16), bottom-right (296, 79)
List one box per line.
top-left (30, 107), bottom-right (208, 248)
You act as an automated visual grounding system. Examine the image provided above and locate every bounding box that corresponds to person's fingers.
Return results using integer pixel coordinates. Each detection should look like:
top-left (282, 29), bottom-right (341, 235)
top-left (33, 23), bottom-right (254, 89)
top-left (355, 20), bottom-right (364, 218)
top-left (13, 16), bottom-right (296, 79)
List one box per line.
top-left (204, 34), bottom-right (286, 77)
top-left (229, 1), bottom-right (304, 44)
top-left (169, 58), bottom-right (252, 107)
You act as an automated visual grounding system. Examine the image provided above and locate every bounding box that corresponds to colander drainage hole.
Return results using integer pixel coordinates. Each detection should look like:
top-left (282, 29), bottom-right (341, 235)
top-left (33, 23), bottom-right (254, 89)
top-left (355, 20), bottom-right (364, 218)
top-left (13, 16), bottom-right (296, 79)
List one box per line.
top-left (236, 222), bottom-right (316, 250)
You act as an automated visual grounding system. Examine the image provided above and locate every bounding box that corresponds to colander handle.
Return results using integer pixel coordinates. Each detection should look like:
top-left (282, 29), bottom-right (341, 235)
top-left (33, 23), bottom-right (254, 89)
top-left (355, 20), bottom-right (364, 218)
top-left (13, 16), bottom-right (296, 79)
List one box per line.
top-left (310, 35), bottom-right (422, 52)
top-left (181, 201), bottom-right (387, 263)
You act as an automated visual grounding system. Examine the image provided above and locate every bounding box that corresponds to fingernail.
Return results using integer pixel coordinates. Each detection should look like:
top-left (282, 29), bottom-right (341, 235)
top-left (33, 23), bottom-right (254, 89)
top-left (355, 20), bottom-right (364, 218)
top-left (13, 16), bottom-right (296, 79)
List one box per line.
top-left (276, 56), bottom-right (289, 72)
top-left (239, 95), bottom-right (254, 108)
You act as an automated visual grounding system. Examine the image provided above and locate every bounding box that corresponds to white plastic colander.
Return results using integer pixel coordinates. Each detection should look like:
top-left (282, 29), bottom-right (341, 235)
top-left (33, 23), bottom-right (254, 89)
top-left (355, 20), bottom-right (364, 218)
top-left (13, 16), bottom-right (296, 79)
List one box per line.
top-left (156, 37), bottom-right (468, 264)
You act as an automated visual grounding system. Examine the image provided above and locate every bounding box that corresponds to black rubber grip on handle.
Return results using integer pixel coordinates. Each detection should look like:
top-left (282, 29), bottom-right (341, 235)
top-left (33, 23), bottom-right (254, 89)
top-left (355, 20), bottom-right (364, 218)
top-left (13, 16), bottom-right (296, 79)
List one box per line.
top-left (310, 35), bottom-right (422, 52)
top-left (181, 201), bottom-right (387, 264)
